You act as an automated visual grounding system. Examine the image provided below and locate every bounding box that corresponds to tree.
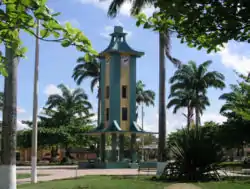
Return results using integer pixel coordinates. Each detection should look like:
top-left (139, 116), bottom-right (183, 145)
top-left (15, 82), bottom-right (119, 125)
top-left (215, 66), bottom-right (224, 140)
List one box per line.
top-left (167, 90), bottom-right (196, 130)
top-left (136, 80), bottom-right (155, 120)
top-left (43, 84), bottom-right (92, 124)
top-left (137, 0), bottom-right (250, 53)
top-left (39, 84), bottom-right (95, 158)
top-left (72, 58), bottom-right (100, 124)
top-left (169, 60), bottom-right (225, 128)
top-left (220, 73), bottom-right (250, 121)
top-left (0, 0), bottom-right (97, 75)
top-left (107, 0), bottom-right (182, 162)
top-left (1, 1), bottom-right (97, 188)
top-left (219, 73), bottom-right (250, 155)
top-left (135, 80), bottom-right (155, 160)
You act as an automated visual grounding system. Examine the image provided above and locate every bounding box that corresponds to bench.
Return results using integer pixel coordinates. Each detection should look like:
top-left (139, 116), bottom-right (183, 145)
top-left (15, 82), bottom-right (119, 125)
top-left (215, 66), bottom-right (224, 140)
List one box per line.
top-left (138, 162), bottom-right (157, 175)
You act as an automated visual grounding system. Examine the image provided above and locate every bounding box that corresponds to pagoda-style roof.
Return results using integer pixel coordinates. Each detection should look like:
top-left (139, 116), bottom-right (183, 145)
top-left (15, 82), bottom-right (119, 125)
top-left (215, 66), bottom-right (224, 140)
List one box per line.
top-left (99, 26), bottom-right (144, 57)
top-left (85, 121), bottom-right (157, 135)
top-left (130, 121), bottom-right (158, 134)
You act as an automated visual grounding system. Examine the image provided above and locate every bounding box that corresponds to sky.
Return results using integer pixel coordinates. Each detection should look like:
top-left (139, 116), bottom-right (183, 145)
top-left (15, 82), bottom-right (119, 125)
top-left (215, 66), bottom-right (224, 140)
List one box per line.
top-left (1, 0), bottom-right (250, 133)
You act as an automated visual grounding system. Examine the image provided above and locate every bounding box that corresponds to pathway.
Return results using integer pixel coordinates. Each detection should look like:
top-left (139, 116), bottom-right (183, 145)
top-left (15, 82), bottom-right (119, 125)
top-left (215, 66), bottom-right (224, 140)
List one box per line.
top-left (17, 165), bottom-right (77, 170)
top-left (17, 168), bottom-right (153, 184)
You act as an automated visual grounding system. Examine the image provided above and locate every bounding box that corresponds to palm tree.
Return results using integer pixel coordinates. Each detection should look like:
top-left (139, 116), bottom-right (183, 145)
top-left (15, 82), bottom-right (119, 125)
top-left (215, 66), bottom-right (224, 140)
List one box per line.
top-left (45, 84), bottom-right (92, 122)
top-left (72, 58), bottom-right (100, 124)
top-left (40, 84), bottom-right (93, 159)
top-left (167, 90), bottom-right (194, 130)
top-left (136, 80), bottom-right (155, 120)
top-left (107, 0), bottom-right (181, 162)
top-left (169, 60), bottom-right (225, 128)
top-left (219, 85), bottom-right (241, 115)
top-left (136, 80), bottom-right (155, 160)
top-left (167, 89), bottom-right (210, 130)
top-left (219, 73), bottom-right (250, 119)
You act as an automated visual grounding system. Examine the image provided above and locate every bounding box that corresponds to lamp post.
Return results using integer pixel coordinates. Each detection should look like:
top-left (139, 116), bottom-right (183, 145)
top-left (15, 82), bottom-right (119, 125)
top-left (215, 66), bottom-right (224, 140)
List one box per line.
top-left (141, 104), bottom-right (144, 162)
top-left (31, 19), bottom-right (40, 184)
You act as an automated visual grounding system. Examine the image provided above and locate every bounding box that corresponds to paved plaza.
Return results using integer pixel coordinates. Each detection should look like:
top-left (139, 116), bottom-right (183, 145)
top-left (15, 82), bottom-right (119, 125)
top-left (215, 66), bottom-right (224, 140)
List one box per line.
top-left (17, 168), bottom-right (155, 184)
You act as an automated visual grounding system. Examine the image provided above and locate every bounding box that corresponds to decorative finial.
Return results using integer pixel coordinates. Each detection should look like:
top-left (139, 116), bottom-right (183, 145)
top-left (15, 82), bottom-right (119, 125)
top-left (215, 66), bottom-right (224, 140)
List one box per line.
top-left (114, 26), bottom-right (123, 33)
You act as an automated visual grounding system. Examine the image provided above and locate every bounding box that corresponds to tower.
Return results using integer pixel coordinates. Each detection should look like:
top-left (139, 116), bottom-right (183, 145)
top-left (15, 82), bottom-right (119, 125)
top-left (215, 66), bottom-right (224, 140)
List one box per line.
top-left (99, 26), bottom-right (144, 130)
top-left (87, 26), bottom-right (153, 165)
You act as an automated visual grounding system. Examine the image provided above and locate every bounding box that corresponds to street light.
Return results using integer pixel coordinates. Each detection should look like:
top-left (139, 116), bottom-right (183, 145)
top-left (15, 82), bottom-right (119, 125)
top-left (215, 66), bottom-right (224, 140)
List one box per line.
top-left (141, 104), bottom-right (144, 162)
top-left (31, 19), bottom-right (40, 184)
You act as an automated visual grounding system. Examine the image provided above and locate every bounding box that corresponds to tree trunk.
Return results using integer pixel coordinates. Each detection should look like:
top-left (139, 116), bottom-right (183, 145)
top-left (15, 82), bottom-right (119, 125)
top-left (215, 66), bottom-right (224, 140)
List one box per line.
top-left (157, 32), bottom-right (166, 162)
top-left (195, 107), bottom-right (200, 129)
top-left (187, 106), bottom-right (191, 130)
top-left (195, 91), bottom-right (200, 129)
top-left (0, 46), bottom-right (18, 189)
top-left (97, 87), bottom-right (100, 125)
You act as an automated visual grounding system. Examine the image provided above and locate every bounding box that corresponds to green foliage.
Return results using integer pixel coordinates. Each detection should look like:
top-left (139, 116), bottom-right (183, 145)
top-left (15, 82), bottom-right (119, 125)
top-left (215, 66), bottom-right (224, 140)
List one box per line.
top-left (136, 80), bottom-right (155, 120)
top-left (107, 0), bottom-right (155, 17)
top-left (38, 84), bottom-right (96, 149)
top-left (0, 0), bottom-right (97, 75)
top-left (44, 84), bottom-right (92, 117)
top-left (72, 58), bottom-right (100, 92)
top-left (17, 84), bottom-right (97, 150)
top-left (218, 73), bottom-right (250, 150)
top-left (164, 128), bottom-right (224, 182)
top-left (220, 73), bottom-right (250, 121)
top-left (136, 80), bottom-right (155, 106)
top-left (168, 60), bottom-right (225, 128)
top-left (17, 130), bottom-right (32, 148)
top-left (136, 1), bottom-right (250, 53)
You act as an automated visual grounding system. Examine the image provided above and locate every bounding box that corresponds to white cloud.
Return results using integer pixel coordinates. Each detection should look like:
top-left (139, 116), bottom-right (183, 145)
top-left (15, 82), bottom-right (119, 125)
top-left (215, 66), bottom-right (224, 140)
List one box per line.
top-left (61, 19), bottom-right (81, 28)
top-left (17, 106), bottom-right (26, 113)
top-left (17, 120), bottom-right (31, 131)
top-left (100, 20), bottom-right (132, 40)
top-left (140, 108), bottom-right (227, 135)
top-left (44, 84), bottom-right (62, 96)
top-left (217, 42), bottom-right (250, 75)
top-left (77, 0), bottom-right (156, 17)
top-left (201, 113), bottom-right (226, 124)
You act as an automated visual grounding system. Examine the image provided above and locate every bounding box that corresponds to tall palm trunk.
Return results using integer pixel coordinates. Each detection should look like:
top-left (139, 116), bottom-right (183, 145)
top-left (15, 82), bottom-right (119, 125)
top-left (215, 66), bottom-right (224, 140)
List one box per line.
top-left (0, 46), bottom-right (18, 189)
top-left (195, 91), bottom-right (200, 129)
top-left (187, 106), bottom-right (191, 130)
top-left (157, 32), bottom-right (166, 162)
top-left (97, 87), bottom-right (100, 125)
top-left (195, 107), bottom-right (200, 129)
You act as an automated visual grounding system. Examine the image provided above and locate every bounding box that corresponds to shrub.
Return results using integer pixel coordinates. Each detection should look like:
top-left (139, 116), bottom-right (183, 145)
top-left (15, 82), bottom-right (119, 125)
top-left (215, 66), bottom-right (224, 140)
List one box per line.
top-left (161, 128), bottom-right (225, 182)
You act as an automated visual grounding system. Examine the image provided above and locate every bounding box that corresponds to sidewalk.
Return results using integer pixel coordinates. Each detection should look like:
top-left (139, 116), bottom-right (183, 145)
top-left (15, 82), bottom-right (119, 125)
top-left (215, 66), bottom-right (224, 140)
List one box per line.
top-left (17, 165), bottom-right (77, 170)
top-left (17, 168), bottom-right (154, 184)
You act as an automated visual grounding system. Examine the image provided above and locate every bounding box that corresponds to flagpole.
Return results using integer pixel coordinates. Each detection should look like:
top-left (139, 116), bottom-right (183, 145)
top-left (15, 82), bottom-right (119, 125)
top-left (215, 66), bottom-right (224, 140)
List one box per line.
top-left (31, 19), bottom-right (40, 184)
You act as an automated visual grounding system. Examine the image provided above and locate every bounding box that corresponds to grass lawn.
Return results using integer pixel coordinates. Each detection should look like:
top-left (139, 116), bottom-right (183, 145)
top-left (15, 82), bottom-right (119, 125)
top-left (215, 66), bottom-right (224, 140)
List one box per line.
top-left (17, 174), bottom-right (49, 179)
top-left (17, 175), bottom-right (250, 189)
